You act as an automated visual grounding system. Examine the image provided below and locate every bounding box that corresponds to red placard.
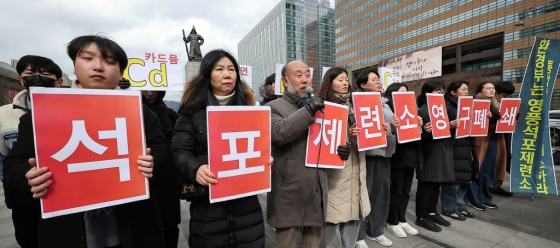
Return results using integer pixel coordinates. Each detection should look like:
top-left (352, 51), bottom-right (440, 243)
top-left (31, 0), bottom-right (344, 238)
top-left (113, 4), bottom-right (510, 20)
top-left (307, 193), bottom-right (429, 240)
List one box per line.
top-left (471, 100), bottom-right (491, 136)
top-left (456, 96), bottom-right (473, 138)
top-left (207, 106), bottom-right (271, 203)
top-left (392, 92), bottom-right (421, 143)
top-left (426, 93), bottom-right (450, 139)
top-left (353, 92), bottom-right (387, 150)
top-left (30, 88), bottom-right (148, 219)
top-left (306, 101), bottom-right (349, 169)
top-left (496, 98), bottom-right (521, 133)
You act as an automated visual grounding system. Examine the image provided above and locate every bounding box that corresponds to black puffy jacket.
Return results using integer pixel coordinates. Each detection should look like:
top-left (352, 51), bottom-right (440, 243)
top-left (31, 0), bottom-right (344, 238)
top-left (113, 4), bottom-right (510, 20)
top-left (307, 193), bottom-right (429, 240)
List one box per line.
top-left (445, 94), bottom-right (476, 183)
top-left (171, 107), bottom-right (265, 248)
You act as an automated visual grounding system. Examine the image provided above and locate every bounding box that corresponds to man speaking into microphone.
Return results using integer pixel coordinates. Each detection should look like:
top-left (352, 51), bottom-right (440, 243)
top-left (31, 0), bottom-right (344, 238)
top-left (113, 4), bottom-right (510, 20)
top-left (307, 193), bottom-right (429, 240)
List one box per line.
top-left (266, 61), bottom-right (350, 247)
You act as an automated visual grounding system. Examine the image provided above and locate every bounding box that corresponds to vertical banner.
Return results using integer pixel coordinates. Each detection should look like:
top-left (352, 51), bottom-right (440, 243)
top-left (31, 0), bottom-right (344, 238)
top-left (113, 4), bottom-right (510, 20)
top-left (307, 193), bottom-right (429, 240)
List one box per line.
top-left (122, 48), bottom-right (183, 91)
top-left (470, 100), bottom-right (491, 137)
top-left (207, 106), bottom-right (271, 203)
top-left (352, 92), bottom-right (387, 150)
top-left (496, 98), bottom-right (521, 133)
top-left (30, 88), bottom-right (148, 219)
top-left (322, 67), bottom-right (331, 82)
top-left (456, 96), bottom-right (473, 138)
top-left (305, 101), bottom-right (348, 169)
top-left (511, 37), bottom-right (559, 195)
top-left (426, 93), bottom-right (450, 139)
top-left (392, 92), bottom-right (421, 143)
top-left (379, 67), bottom-right (402, 90)
top-left (239, 65), bottom-right (252, 88)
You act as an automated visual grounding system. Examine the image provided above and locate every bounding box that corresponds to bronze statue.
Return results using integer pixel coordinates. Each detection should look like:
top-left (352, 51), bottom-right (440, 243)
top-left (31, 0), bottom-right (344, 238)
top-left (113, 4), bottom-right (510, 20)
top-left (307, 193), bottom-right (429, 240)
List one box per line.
top-left (182, 26), bottom-right (204, 61)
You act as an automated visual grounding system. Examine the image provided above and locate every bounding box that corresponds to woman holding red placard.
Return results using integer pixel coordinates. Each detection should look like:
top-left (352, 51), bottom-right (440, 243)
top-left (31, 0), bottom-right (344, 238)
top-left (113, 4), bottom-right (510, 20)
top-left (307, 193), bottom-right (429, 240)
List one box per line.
top-left (384, 83), bottom-right (423, 239)
top-left (354, 68), bottom-right (398, 248)
top-left (465, 82), bottom-right (504, 211)
top-left (441, 81), bottom-right (477, 220)
top-left (415, 81), bottom-right (456, 232)
top-left (318, 67), bottom-right (371, 248)
top-left (171, 49), bottom-right (266, 248)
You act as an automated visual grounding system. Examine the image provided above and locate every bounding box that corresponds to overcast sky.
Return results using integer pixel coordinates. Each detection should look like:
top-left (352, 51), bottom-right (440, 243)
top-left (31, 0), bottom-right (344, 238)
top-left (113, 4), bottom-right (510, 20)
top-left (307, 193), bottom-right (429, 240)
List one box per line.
top-left (0, 0), bottom-right (335, 101)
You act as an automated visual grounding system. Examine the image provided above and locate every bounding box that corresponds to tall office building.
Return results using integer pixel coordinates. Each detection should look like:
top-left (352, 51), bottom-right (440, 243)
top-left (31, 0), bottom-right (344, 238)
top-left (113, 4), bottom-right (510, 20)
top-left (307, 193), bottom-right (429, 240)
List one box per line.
top-left (238, 0), bottom-right (335, 99)
top-left (335, 0), bottom-right (560, 104)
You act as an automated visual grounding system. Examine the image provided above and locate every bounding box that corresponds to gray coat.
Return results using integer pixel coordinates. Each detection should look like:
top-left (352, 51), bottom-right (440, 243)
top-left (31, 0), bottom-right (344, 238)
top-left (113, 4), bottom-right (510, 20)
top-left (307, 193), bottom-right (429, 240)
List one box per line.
top-left (416, 104), bottom-right (455, 182)
top-left (364, 97), bottom-right (396, 157)
top-left (265, 92), bottom-right (328, 228)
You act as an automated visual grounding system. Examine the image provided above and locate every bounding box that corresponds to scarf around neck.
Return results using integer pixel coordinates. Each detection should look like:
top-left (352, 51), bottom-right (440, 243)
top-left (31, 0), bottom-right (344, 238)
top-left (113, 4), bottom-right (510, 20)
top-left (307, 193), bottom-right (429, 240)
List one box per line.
top-left (334, 92), bottom-right (356, 126)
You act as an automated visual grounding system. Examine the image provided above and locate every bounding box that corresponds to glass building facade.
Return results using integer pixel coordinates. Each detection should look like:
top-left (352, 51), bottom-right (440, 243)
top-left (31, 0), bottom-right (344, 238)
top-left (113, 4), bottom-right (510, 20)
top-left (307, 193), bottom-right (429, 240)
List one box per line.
top-left (335, 0), bottom-right (560, 107)
top-left (238, 0), bottom-right (335, 100)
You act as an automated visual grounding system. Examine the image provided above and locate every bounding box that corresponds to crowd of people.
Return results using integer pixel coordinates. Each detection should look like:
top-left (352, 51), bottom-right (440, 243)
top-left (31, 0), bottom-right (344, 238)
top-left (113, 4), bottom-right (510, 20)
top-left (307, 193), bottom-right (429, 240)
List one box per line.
top-left (0, 34), bottom-right (517, 248)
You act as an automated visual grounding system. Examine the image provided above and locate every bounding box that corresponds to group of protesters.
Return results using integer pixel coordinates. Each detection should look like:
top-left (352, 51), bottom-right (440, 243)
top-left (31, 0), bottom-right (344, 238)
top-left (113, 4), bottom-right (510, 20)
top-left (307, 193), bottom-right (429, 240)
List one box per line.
top-left (0, 33), bottom-right (517, 248)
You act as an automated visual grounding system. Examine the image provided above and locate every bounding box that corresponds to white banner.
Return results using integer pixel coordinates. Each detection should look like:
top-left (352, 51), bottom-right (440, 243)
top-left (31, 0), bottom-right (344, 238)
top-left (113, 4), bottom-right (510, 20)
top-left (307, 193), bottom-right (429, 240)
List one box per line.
top-left (239, 65), bottom-right (252, 88)
top-left (322, 67), bottom-right (331, 83)
top-left (379, 67), bottom-right (402, 90)
top-left (122, 48), bottom-right (183, 91)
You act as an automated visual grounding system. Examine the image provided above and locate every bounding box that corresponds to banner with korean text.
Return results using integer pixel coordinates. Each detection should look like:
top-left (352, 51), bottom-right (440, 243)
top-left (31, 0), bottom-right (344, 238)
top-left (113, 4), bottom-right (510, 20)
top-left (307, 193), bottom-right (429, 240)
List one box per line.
top-left (456, 96), bottom-right (473, 138)
top-left (378, 46), bottom-right (442, 82)
top-left (379, 67), bottom-right (402, 90)
top-left (353, 92), bottom-right (387, 150)
top-left (496, 98), bottom-right (521, 133)
top-left (426, 93), bottom-right (450, 139)
top-left (392, 92), bottom-right (421, 143)
top-left (239, 65), bottom-right (252, 88)
top-left (30, 88), bottom-right (148, 218)
top-left (470, 100), bottom-right (491, 137)
top-left (207, 106), bottom-right (271, 203)
top-left (511, 37), bottom-right (559, 195)
top-left (306, 101), bottom-right (348, 169)
top-left (123, 48), bottom-right (183, 91)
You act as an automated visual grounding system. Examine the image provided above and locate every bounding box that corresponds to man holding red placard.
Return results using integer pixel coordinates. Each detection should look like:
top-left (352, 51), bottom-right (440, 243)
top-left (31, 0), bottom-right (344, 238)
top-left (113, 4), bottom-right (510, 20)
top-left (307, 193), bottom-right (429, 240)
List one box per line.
top-left (5, 35), bottom-right (167, 247)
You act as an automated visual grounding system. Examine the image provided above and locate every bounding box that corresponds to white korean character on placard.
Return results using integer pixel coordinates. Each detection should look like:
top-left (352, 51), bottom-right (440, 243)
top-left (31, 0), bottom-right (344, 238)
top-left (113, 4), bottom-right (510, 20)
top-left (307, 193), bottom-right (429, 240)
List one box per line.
top-left (500, 107), bottom-right (518, 126)
top-left (313, 118), bottom-right (343, 154)
top-left (51, 118), bottom-right (131, 182)
top-left (360, 106), bottom-right (382, 138)
top-left (459, 105), bottom-right (471, 129)
top-left (431, 104), bottom-right (447, 129)
top-left (399, 105), bottom-right (417, 129)
top-left (218, 131), bottom-right (264, 178)
top-left (473, 109), bottom-right (488, 128)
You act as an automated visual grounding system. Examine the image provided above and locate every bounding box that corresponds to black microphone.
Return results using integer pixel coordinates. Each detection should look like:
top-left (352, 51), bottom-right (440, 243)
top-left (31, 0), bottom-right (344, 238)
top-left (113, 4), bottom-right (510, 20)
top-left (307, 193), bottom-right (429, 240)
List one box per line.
top-left (305, 86), bottom-right (314, 97)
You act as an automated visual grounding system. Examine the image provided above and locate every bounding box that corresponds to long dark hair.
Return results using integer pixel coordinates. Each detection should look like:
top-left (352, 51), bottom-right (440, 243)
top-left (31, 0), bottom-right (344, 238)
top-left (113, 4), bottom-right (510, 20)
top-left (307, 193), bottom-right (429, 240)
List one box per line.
top-left (384, 83), bottom-right (408, 112)
top-left (445, 80), bottom-right (469, 100)
top-left (416, 81), bottom-right (444, 106)
top-left (318, 67), bottom-right (349, 104)
top-left (354, 68), bottom-right (379, 91)
top-left (179, 49), bottom-right (246, 113)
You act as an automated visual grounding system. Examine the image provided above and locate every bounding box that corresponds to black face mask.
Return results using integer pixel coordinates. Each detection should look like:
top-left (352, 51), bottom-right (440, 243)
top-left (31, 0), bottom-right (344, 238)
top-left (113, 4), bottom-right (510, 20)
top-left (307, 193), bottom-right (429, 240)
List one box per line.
top-left (22, 75), bottom-right (57, 90)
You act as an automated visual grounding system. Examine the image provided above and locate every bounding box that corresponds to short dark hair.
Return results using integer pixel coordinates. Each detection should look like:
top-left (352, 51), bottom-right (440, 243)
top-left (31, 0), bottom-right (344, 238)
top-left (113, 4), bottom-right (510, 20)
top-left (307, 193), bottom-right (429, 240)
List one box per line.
top-left (16, 55), bottom-right (62, 79)
top-left (417, 81), bottom-right (444, 106)
top-left (355, 68), bottom-right (379, 90)
top-left (265, 73), bottom-right (276, 85)
top-left (67, 35), bottom-right (128, 71)
top-left (179, 49), bottom-right (247, 112)
top-left (318, 67), bottom-right (349, 104)
top-left (494, 81), bottom-right (515, 95)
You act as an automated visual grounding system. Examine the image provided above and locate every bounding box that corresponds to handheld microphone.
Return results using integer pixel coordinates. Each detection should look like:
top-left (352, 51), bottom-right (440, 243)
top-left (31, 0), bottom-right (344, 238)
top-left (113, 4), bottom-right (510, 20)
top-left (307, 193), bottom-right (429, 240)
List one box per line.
top-left (305, 86), bottom-right (314, 97)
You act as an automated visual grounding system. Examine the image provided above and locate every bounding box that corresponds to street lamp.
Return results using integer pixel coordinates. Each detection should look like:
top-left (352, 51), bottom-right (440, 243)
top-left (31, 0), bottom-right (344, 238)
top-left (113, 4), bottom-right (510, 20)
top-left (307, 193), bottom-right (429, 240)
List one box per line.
top-left (514, 21), bottom-right (532, 58)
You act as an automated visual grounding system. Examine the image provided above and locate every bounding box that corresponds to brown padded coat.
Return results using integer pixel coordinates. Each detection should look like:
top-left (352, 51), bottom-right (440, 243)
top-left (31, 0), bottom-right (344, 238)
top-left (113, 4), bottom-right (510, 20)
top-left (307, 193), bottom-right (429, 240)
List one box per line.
top-left (265, 91), bottom-right (328, 228)
top-left (474, 94), bottom-right (507, 181)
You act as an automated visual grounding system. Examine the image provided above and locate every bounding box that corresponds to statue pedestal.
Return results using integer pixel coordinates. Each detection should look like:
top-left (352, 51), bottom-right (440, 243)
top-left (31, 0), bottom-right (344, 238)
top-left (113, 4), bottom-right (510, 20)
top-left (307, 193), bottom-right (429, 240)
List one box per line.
top-left (184, 61), bottom-right (201, 83)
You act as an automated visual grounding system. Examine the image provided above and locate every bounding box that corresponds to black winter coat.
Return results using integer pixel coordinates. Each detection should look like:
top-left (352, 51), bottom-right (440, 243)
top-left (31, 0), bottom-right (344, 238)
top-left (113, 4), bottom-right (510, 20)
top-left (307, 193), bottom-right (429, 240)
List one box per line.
top-left (3, 107), bottom-right (167, 248)
top-left (416, 103), bottom-right (455, 182)
top-left (391, 140), bottom-right (423, 170)
top-left (142, 91), bottom-right (181, 228)
top-left (171, 108), bottom-right (265, 248)
top-left (445, 95), bottom-right (475, 183)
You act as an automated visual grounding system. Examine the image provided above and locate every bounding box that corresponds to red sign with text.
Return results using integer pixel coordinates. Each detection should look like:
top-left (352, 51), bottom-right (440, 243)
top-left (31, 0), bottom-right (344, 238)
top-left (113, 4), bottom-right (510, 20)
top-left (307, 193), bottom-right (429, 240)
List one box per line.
top-left (456, 96), bottom-right (473, 138)
top-left (496, 98), bottom-right (521, 133)
top-left (392, 92), bottom-right (421, 143)
top-left (30, 88), bottom-right (148, 219)
top-left (306, 101), bottom-right (348, 169)
top-left (426, 93), bottom-right (450, 139)
top-left (471, 100), bottom-right (491, 136)
top-left (207, 106), bottom-right (271, 203)
top-left (353, 92), bottom-right (387, 150)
